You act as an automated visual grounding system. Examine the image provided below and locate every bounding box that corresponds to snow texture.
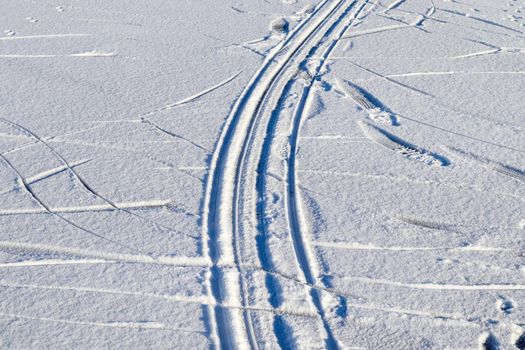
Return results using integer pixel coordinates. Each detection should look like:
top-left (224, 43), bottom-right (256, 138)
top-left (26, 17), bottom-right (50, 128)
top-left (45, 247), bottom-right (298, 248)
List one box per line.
top-left (0, 0), bottom-right (524, 348)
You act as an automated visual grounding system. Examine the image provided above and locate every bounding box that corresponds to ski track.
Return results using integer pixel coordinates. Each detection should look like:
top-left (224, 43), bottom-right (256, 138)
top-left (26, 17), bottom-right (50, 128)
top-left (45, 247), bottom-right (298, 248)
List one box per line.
top-left (200, 0), bottom-right (371, 348)
top-left (0, 153), bottom-right (143, 254)
top-left (346, 276), bottom-right (525, 291)
top-left (254, 1), bottom-right (370, 348)
top-left (0, 118), bottom-right (196, 242)
top-left (385, 0), bottom-right (407, 13)
top-left (0, 281), bottom-right (318, 318)
top-left (0, 241), bottom-right (209, 267)
top-left (282, 1), bottom-right (370, 347)
top-left (2, 0), bottom-right (520, 347)
top-left (139, 71), bottom-right (242, 118)
top-left (380, 3), bottom-right (525, 40)
top-left (201, 0), bottom-right (336, 347)
top-left (0, 52), bottom-right (116, 58)
top-left (313, 241), bottom-right (512, 253)
top-left (298, 168), bottom-right (524, 201)
top-left (0, 259), bottom-right (112, 268)
top-left (438, 8), bottom-right (525, 35)
top-left (0, 312), bottom-right (203, 334)
top-left (0, 34), bottom-right (90, 40)
top-left (0, 279), bottom-right (481, 326)
top-left (0, 200), bottom-right (172, 216)
top-left (0, 158), bottom-right (91, 196)
top-left (141, 118), bottom-right (210, 153)
top-left (445, 146), bottom-right (525, 183)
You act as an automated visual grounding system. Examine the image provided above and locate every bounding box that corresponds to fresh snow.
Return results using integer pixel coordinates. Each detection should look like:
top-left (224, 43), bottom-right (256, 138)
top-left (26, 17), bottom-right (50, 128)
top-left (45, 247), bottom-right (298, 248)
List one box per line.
top-left (0, 0), bottom-right (524, 349)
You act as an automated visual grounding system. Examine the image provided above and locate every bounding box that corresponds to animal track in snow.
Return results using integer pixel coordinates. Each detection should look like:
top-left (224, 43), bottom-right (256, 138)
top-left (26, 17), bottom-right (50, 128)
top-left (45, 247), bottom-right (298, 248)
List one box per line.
top-left (359, 121), bottom-right (449, 166)
top-left (335, 78), bottom-right (398, 126)
top-left (4, 30), bottom-right (15, 36)
top-left (26, 17), bottom-right (38, 23)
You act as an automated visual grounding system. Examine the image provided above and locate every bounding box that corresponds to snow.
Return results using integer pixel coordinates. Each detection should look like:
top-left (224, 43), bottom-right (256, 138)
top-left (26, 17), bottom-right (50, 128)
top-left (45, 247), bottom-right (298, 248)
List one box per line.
top-left (0, 0), bottom-right (524, 348)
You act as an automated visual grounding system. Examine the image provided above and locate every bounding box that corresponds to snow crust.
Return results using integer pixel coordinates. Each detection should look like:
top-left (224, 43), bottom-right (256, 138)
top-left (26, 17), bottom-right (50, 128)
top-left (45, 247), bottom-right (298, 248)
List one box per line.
top-left (0, 0), bottom-right (524, 348)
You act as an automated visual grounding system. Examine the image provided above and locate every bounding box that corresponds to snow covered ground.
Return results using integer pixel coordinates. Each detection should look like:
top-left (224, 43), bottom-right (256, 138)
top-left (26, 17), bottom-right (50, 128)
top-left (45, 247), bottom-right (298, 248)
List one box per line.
top-left (0, 0), bottom-right (524, 348)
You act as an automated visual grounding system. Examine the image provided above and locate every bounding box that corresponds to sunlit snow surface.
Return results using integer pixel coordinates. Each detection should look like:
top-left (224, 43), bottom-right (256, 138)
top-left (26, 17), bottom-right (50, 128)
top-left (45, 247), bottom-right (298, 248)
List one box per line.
top-left (0, 0), bottom-right (524, 348)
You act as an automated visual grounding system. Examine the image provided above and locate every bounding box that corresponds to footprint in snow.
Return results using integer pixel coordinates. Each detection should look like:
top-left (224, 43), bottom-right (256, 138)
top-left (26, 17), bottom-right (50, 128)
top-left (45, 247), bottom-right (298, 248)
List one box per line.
top-left (270, 17), bottom-right (289, 36)
top-left (334, 78), bottom-right (399, 126)
top-left (516, 333), bottom-right (525, 349)
top-left (480, 332), bottom-right (500, 350)
top-left (497, 296), bottom-right (514, 314)
top-left (358, 121), bottom-right (450, 167)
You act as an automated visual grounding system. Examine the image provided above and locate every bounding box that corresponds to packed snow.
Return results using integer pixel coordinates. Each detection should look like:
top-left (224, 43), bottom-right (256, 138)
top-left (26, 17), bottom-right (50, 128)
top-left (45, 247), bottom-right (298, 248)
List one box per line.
top-left (0, 0), bottom-right (524, 348)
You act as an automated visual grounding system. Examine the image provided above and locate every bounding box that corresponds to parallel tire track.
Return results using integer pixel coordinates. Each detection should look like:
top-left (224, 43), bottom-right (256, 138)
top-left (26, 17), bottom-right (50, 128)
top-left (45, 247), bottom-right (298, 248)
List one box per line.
top-left (236, 1), bottom-right (366, 347)
top-left (201, 0), bottom-right (366, 348)
top-left (201, 0), bottom-right (343, 348)
top-left (235, 0), bottom-right (368, 348)
top-left (244, 0), bottom-right (370, 347)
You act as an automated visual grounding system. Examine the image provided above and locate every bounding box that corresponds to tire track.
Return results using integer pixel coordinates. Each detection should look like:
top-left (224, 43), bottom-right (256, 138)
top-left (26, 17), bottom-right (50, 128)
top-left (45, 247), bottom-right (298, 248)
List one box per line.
top-left (234, 0), bottom-right (370, 347)
top-left (241, 1), bottom-right (370, 347)
top-left (201, 0), bottom-right (363, 348)
top-left (236, 1), bottom-right (359, 347)
top-left (284, 1), bottom-right (370, 348)
top-left (199, 0), bottom-right (370, 348)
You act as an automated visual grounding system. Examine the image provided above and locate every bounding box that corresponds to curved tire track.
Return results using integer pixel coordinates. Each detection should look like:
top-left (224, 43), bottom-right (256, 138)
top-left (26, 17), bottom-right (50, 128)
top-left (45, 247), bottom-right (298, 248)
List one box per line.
top-left (238, 0), bottom-right (369, 348)
top-left (200, 0), bottom-right (353, 348)
top-left (284, 1), bottom-right (370, 348)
